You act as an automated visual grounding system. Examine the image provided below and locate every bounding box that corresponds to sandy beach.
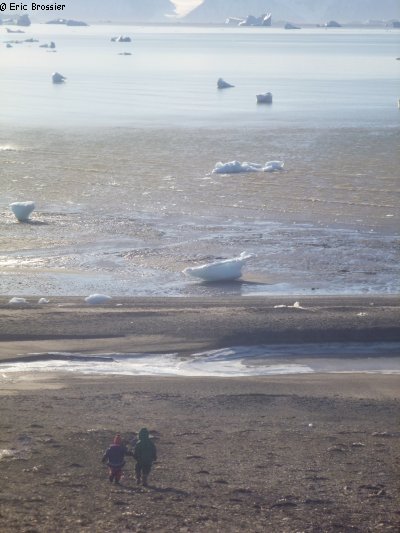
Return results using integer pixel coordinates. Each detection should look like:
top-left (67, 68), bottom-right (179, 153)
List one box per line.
top-left (0, 296), bottom-right (399, 532)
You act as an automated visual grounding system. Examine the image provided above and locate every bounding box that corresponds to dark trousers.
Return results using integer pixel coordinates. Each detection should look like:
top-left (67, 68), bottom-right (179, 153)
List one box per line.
top-left (135, 461), bottom-right (152, 483)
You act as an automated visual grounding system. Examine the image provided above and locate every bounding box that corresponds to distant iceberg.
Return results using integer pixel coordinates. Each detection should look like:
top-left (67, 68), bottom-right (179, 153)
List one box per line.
top-left (212, 160), bottom-right (283, 174)
top-left (40, 41), bottom-right (56, 49)
top-left (183, 252), bottom-right (254, 282)
top-left (17, 15), bottom-right (31, 27)
top-left (231, 13), bottom-right (271, 27)
top-left (45, 18), bottom-right (88, 26)
top-left (285, 22), bottom-right (301, 30)
top-left (217, 78), bottom-right (234, 89)
top-left (256, 92), bottom-right (273, 104)
top-left (52, 72), bottom-right (66, 84)
top-left (66, 20), bottom-right (88, 27)
top-left (10, 201), bottom-right (35, 222)
top-left (111, 36), bottom-right (132, 42)
top-left (325, 20), bottom-right (341, 28)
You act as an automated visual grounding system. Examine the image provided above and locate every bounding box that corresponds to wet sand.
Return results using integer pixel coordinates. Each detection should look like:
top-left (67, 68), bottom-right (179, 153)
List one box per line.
top-left (0, 296), bottom-right (399, 532)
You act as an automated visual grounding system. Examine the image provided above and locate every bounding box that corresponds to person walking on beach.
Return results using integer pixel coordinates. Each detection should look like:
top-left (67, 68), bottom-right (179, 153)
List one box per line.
top-left (102, 433), bottom-right (129, 484)
top-left (133, 427), bottom-right (157, 486)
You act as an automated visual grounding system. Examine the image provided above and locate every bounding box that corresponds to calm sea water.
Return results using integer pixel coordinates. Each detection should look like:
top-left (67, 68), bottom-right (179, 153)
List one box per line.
top-left (1, 25), bottom-right (399, 297)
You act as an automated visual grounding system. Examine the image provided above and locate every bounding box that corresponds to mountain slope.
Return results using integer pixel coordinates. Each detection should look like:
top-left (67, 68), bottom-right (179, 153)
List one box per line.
top-left (26, 0), bottom-right (177, 22)
top-left (183, 0), bottom-right (400, 23)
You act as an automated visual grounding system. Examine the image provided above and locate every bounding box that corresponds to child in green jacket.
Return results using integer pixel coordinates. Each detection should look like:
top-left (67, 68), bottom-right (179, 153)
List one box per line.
top-left (133, 427), bottom-right (157, 486)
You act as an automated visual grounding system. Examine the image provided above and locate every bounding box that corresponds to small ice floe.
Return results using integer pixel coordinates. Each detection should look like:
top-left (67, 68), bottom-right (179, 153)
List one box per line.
top-left (84, 294), bottom-right (112, 305)
top-left (38, 298), bottom-right (50, 304)
top-left (274, 301), bottom-right (308, 310)
top-left (183, 252), bottom-right (254, 282)
top-left (256, 92), bottom-right (273, 104)
top-left (9, 297), bottom-right (28, 305)
top-left (111, 36), bottom-right (131, 42)
top-left (263, 160), bottom-right (284, 172)
top-left (10, 201), bottom-right (35, 222)
top-left (6, 28), bottom-right (25, 33)
top-left (52, 72), bottom-right (66, 84)
top-left (6, 44), bottom-right (13, 48)
top-left (217, 78), bottom-right (234, 89)
top-left (212, 160), bottom-right (284, 174)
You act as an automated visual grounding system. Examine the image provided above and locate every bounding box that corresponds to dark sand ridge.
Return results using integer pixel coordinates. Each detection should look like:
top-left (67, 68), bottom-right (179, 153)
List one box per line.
top-left (0, 296), bottom-right (399, 532)
top-left (0, 295), bottom-right (399, 361)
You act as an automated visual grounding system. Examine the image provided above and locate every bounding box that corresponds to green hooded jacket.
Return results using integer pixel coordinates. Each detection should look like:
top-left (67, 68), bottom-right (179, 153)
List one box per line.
top-left (134, 428), bottom-right (157, 464)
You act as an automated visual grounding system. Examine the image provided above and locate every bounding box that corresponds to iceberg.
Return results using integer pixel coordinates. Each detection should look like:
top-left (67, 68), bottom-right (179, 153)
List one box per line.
top-left (212, 160), bottom-right (283, 174)
top-left (263, 160), bottom-right (284, 172)
top-left (52, 72), bottom-right (66, 84)
top-left (217, 78), bottom-right (234, 89)
top-left (10, 201), bottom-right (35, 222)
top-left (285, 22), bottom-right (301, 30)
top-left (66, 20), bottom-right (88, 27)
top-left (111, 36), bottom-right (132, 42)
top-left (256, 92), bottom-right (273, 104)
top-left (85, 294), bottom-right (112, 305)
top-left (40, 41), bottom-right (56, 49)
top-left (325, 20), bottom-right (341, 28)
top-left (238, 13), bottom-right (271, 27)
top-left (9, 297), bottom-right (28, 305)
top-left (183, 252), bottom-right (254, 282)
top-left (16, 15), bottom-right (31, 27)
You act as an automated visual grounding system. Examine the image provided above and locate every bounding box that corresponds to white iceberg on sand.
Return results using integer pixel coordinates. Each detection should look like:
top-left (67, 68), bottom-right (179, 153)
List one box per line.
top-left (256, 92), bottom-right (273, 104)
top-left (217, 78), bottom-right (234, 89)
top-left (9, 297), bottom-right (28, 305)
top-left (183, 252), bottom-right (254, 282)
top-left (212, 160), bottom-right (284, 174)
top-left (84, 294), bottom-right (112, 305)
top-left (10, 201), bottom-right (35, 222)
top-left (52, 72), bottom-right (66, 84)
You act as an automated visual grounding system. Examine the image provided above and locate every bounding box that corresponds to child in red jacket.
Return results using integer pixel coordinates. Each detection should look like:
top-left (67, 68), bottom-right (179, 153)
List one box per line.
top-left (102, 434), bottom-right (129, 484)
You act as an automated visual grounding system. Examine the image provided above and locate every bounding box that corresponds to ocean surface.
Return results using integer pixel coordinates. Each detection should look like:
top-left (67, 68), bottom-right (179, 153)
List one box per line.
top-left (1, 24), bottom-right (399, 297)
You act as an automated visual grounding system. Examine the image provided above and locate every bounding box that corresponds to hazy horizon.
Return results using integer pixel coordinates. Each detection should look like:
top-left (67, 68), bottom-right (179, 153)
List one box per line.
top-left (2, 0), bottom-right (399, 23)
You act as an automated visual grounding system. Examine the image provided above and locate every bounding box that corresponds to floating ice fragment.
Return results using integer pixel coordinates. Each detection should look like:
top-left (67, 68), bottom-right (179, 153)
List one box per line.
top-left (263, 161), bottom-right (284, 172)
top-left (9, 297), bottom-right (28, 305)
top-left (217, 78), bottom-right (234, 89)
top-left (111, 35), bottom-right (131, 42)
top-left (212, 160), bottom-right (284, 174)
top-left (212, 161), bottom-right (262, 174)
top-left (183, 252), bottom-right (255, 282)
top-left (84, 294), bottom-right (112, 305)
top-left (52, 72), bottom-right (66, 84)
top-left (10, 201), bottom-right (35, 222)
top-left (38, 298), bottom-right (50, 304)
top-left (256, 92), bottom-right (273, 104)
top-left (285, 22), bottom-right (301, 30)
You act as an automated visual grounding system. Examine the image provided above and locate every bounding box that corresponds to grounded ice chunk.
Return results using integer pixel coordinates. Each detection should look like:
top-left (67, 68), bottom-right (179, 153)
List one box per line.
top-left (84, 294), bottom-right (112, 305)
top-left (183, 252), bottom-right (255, 282)
top-left (10, 201), bottom-right (35, 221)
top-left (212, 160), bottom-right (284, 174)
